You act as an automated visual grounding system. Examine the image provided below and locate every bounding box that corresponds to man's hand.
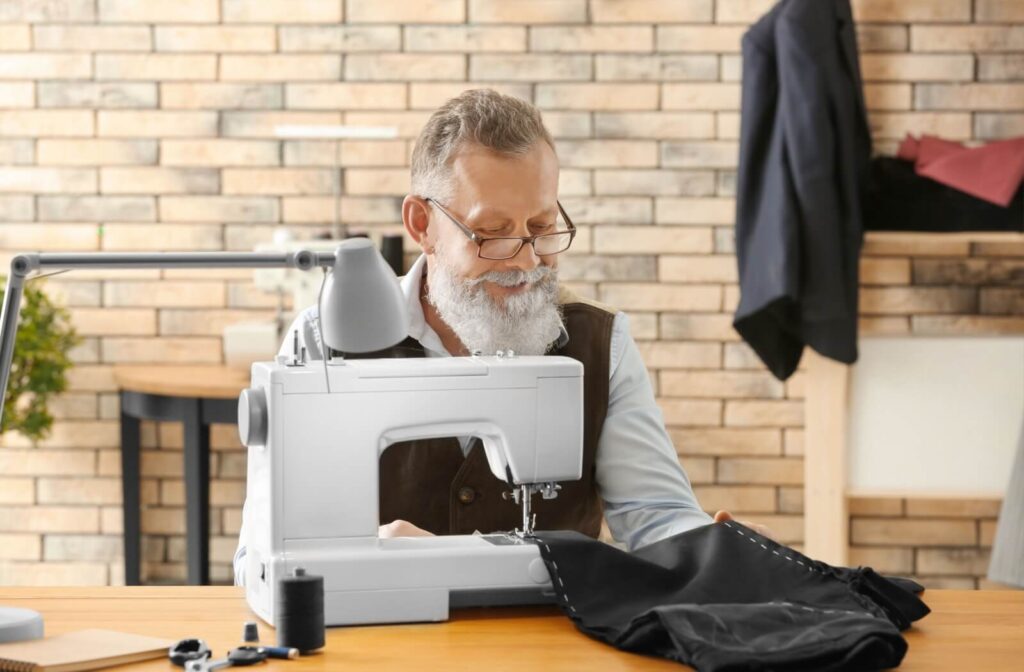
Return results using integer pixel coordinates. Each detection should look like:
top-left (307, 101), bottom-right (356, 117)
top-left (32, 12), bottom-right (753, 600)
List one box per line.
top-left (714, 510), bottom-right (775, 541)
top-left (379, 519), bottom-right (435, 538)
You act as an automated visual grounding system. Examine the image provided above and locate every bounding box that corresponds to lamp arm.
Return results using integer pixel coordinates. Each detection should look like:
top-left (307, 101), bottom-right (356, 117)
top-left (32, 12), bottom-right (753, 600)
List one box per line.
top-left (0, 250), bottom-right (334, 428)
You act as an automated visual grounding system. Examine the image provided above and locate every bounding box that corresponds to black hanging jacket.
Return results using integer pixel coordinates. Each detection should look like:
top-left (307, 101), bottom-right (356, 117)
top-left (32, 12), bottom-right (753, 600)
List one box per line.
top-left (733, 0), bottom-right (872, 380)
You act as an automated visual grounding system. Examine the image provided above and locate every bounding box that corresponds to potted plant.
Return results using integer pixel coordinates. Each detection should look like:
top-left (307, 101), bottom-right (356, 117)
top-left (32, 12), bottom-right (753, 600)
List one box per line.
top-left (0, 279), bottom-right (79, 443)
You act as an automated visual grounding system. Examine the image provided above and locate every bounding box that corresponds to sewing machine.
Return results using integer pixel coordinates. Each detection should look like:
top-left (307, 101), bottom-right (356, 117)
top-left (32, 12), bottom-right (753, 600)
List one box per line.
top-left (238, 350), bottom-right (584, 626)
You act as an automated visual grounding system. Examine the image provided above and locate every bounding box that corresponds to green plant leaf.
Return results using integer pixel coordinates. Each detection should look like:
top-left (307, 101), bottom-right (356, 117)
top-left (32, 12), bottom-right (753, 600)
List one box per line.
top-left (0, 277), bottom-right (80, 443)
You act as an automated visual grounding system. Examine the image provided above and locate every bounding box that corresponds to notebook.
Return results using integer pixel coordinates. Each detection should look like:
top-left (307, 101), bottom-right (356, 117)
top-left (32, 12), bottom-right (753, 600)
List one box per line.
top-left (0, 629), bottom-right (172, 672)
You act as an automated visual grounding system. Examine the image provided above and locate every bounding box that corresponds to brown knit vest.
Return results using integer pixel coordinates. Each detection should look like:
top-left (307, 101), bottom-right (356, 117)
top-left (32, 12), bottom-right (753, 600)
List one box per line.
top-left (378, 289), bottom-right (616, 538)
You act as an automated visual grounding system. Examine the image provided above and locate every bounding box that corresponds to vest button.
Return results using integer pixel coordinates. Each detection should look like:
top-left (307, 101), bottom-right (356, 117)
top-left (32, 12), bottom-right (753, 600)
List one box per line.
top-left (457, 487), bottom-right (476, 505)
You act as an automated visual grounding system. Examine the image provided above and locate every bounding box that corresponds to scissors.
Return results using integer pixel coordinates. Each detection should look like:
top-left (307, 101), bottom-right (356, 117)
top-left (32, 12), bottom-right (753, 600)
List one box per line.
top-left (168, 639), bottom-right (211, 667)
top-left (184, 646), bottom-right (268, 672)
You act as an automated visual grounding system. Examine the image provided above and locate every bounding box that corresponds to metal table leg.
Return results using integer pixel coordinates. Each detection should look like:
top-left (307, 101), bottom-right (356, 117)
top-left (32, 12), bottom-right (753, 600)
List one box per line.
top-left (119, 391), bottom-right (141, 586)
top-left (119, 391), bottom-right (234, 586)
top-left (183, 398), bottom-right (211, 586)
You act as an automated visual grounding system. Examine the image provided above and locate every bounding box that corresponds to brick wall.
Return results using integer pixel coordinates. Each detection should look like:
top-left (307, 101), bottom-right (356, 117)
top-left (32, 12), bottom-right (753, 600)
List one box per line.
top-left (0, 0), bottom-right (1021, 586)
top-left (850, 494), bottom-right (1004, 590)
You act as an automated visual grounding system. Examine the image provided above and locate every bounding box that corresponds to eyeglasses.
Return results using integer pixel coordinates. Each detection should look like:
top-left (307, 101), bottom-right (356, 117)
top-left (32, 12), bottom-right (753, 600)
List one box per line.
top-left (425, 197), bottom-right (577, 260)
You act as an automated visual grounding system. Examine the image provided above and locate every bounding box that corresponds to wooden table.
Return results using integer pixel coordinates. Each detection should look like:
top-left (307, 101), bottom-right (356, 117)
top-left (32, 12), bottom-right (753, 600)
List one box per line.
top-left (1, 588), bottom-right (1021, 670)
top-left (114, 366), bottom-right (251, 586)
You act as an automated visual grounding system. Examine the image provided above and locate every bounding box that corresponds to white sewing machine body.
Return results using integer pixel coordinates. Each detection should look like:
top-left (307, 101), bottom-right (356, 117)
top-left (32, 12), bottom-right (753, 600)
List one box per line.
top-left (239, 354), bottom-right (584, 626)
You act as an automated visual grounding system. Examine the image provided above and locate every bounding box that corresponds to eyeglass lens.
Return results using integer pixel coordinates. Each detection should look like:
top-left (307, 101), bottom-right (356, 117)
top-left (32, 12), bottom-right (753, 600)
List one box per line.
top-left (479, 232), bottom-right (573, 259)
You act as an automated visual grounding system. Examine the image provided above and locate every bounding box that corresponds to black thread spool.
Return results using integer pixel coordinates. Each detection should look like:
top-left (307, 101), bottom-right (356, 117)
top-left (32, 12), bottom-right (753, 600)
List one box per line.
top-left (274, 567), bottom-right (325, 653)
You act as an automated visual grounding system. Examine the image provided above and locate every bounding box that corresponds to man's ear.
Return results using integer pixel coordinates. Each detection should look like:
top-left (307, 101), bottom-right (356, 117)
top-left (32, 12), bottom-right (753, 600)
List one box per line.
top-left (402, 195), bottom-right (434, 254)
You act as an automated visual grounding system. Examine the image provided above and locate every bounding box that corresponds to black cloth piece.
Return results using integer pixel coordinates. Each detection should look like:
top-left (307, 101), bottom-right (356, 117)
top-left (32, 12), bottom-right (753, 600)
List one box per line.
top-left (733, 0), bottom-right (872, 381)
top-left (885, 575), bottom-right (925, 596)
top-left (534, 522), bottom-right (929, 672)
top-left (864, 157), bottom-right (1024, 233)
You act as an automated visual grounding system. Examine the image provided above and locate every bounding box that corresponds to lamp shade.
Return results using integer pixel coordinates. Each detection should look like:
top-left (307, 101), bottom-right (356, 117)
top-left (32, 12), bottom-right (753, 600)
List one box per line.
top-left (0, 607), bottom-right (43, 643)
top-left (319, 238), bottom-right (408, 354)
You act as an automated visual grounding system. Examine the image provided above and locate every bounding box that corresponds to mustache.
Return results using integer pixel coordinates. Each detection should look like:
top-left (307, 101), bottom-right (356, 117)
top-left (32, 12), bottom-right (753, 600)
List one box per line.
top-left (467, 265), bottom-right (556, 288)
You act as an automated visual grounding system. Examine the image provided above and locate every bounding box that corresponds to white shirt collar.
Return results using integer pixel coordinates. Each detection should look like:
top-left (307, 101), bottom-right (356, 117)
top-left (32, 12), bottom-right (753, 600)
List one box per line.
top-left (399, 253), bottom-right (569, 356)
top-left (400, 253), bottom-right (451, 356)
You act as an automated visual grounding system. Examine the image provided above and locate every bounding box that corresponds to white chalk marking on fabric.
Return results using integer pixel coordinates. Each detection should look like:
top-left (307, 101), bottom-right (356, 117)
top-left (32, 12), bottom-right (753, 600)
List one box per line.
top-left (538, 540), bottom-right (580, 617)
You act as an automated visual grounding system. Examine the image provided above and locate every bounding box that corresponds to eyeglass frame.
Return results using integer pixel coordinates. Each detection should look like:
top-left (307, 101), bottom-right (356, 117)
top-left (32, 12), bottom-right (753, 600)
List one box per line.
top-left (424, 197), bottom-right (577, 260)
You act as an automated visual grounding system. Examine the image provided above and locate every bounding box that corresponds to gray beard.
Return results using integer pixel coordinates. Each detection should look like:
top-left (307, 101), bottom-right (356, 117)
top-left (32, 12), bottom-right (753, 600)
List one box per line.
top-left (425, 252), bottom-right (563, 356)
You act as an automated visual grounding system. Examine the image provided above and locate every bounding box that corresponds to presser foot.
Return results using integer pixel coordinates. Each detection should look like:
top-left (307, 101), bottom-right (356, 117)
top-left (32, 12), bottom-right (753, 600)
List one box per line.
top-left (512, 513), bottom-right (538, 540)
top-left (502, 482), bottom-right (562, 539)
top-left (494, 529), bottom-right (534, 544)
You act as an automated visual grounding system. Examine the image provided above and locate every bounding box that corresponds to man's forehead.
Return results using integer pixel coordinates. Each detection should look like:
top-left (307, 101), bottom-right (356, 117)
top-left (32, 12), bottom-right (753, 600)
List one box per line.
top-left (449, 142), bottom-right (558, 182)
top-left (447, 143), bottom-right (560, 219)
top-left (465, 202), bottom-right (558, 222)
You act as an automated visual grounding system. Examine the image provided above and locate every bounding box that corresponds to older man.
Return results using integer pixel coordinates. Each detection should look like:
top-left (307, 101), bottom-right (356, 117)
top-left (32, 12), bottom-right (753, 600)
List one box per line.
top-left (235, 90), bottom-right (768, 584)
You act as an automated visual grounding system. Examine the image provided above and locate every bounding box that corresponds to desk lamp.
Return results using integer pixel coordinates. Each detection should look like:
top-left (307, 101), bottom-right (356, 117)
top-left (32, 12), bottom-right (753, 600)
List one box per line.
top-left (0, 238), bottom-right (408, 642)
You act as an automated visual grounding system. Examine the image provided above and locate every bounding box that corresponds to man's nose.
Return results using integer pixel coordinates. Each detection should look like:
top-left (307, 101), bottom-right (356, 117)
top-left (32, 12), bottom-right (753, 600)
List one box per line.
top-left (503, 238), bottom-right (541, 272)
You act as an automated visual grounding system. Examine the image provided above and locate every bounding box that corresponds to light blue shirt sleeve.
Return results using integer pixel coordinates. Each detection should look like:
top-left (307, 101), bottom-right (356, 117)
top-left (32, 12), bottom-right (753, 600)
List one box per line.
top-left (596, 312), bottom-right (713, 551)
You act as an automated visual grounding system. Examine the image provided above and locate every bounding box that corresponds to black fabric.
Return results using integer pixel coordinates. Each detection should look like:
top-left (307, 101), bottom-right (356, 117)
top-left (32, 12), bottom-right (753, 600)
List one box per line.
top-left (534, 522), bottom-right (929, 672)
top-left (864, 157), bottom-right (1024, 233)
top-left (733, 0), bottom-right (872, 381)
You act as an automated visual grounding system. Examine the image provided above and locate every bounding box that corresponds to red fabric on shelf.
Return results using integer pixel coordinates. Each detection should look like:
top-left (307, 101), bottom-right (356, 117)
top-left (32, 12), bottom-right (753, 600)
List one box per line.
top-left (918, 137), bottom-right (1024, 207)
top-left (896, 134), bottom-right (919, 161)
top-left (915, 135), bottom-right (968, 166)
top-left (895, 133), bottom-right (1024, 207)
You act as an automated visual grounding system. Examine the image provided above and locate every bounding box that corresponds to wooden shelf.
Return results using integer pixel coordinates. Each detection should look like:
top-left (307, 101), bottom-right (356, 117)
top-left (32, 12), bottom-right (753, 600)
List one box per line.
top-left (864, 231), bottom-right (1024, 244)
top-left (846, 488), bottom-right (1003, 501)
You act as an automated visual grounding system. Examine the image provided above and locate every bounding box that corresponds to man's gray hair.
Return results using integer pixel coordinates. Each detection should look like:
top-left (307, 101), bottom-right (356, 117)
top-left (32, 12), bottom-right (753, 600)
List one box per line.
top-left (410, 89), bottom-right (555, 201)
